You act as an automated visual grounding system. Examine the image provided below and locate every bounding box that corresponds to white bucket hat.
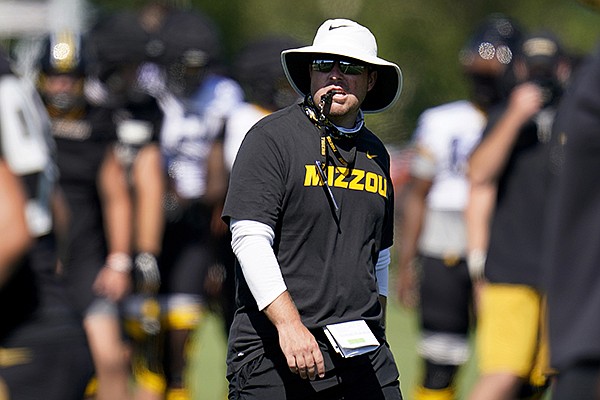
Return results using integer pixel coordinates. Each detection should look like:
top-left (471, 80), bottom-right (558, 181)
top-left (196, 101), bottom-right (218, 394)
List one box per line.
top-left (281, 19), bottom-right (403, 113)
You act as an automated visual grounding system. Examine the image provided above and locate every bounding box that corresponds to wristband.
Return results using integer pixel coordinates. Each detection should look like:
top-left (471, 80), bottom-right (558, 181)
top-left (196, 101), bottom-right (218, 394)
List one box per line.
top-left (106, 252), bottom-right (133, 273)
top-left (467, 249), bottom-right (486, 281)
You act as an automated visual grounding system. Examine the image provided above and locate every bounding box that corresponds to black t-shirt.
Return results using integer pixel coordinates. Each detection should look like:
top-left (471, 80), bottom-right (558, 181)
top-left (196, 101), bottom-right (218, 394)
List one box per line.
top-left (543, 44), bottom-right (600, 370)
top-left (483, 102), bottom-right (553, 288)
top-left (222, 104), bottom-right (394, 370)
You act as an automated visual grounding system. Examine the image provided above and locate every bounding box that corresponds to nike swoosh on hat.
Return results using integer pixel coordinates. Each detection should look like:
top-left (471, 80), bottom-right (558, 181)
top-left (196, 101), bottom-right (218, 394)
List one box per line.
top-left (329, 24), bottom-right (350, 30)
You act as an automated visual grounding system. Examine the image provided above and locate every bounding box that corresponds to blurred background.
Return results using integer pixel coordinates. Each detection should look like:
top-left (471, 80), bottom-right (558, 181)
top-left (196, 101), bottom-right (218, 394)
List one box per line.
top-left (1, 0), bottom-right (598, 146)
top-left (1, 1), bottom-right (598, 399)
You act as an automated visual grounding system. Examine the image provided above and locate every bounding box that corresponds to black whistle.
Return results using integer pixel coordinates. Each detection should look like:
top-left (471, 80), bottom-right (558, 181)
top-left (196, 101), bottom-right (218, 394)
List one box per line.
top-left (318, 90), bottom-right (342, 120)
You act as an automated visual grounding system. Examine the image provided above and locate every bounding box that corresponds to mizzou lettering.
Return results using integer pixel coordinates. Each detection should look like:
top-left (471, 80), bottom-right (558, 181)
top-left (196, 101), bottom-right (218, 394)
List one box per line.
top-left (304, 164), bottom-right (388, 198)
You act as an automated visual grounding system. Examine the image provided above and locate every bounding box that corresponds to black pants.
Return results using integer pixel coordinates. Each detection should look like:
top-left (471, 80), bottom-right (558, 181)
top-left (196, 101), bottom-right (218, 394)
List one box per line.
top-left (552, 362), bottom-right (600, 400)
top-left (228, 343), bottom-right (402, 400)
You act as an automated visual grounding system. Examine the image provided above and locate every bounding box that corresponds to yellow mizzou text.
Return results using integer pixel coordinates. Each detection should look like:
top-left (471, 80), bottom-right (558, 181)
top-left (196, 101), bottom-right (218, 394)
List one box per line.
top-left (304, 164), bottom-right (388, 198)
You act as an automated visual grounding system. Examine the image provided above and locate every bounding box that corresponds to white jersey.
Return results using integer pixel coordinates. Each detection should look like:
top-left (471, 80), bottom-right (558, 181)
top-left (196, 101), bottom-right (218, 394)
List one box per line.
top-left (410, 100), bottom-right (486, 256)
top-left (160, 74), bottom-right (243, 199)
top-left (0, 74), bottom-right (55, 237)
top-left (223, 102), bottom-right (269, 172)
top-left (411, 100), bottom-right (485, 211)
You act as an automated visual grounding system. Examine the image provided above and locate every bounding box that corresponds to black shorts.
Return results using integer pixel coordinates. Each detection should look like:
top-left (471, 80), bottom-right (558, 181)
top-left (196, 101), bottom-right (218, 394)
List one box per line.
top-left (227, 343), bottom-right (402, 400)
top-left (0, 328), bottom-right (93, 400)
top-left (159, 201), bottom-right (214, 295)
top-left (418, 255), bottom-right (473, 334)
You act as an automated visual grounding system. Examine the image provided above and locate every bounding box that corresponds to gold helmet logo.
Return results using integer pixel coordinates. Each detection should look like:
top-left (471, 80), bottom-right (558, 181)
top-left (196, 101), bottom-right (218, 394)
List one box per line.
top-left (50, 31), bottom-right (80, 73)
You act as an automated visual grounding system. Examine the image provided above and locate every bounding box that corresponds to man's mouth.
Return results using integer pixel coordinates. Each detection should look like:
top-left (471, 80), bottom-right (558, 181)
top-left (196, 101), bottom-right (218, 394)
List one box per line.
top-left (328, 88), bottom-right (345, 97)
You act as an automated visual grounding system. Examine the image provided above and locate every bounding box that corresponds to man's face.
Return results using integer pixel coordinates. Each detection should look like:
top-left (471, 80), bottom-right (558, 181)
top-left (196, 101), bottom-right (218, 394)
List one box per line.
top-left (309, 56), bottom-right (376, 128)
top-left (40, 73), bottom-right (84, 112)
top-left (42, 73), bottom-right (82, 97)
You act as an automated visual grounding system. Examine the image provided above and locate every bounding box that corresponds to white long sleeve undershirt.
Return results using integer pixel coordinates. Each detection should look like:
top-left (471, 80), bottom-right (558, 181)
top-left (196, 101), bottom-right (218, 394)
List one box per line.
top-left (376, 247), bottom-right (391, 297)
top-left (230, 219), bottom-right (390, 311)
top-left (230, 219), bottom-right (286, 310)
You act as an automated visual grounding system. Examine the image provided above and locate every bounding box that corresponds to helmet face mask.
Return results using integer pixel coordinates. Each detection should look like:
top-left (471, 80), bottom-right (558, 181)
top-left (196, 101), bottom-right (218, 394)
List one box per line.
top-left (38, 72), bottom-right (86, 115)
top-left (165, 57), bottom-right (208, 97)
top-left (516, 32), bottom-right (566, 107)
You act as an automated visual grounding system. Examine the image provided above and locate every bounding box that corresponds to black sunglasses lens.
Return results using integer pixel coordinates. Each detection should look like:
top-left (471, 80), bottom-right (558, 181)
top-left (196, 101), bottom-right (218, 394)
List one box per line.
top-left (311, 59), bottom-right (366, 75)
top-left (338, 60), bottom-right (366, 75)
top-left (311, 60), bottom-right (336, 73)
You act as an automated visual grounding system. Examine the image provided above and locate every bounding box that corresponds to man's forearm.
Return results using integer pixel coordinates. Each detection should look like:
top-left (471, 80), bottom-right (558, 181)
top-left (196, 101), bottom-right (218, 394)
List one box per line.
top-left (263, 291), bottom-right (303, 329)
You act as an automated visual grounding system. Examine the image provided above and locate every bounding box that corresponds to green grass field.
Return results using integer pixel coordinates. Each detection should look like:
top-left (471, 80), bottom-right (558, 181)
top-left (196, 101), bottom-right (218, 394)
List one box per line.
top-left (187, 297), bottom-right (479, 400)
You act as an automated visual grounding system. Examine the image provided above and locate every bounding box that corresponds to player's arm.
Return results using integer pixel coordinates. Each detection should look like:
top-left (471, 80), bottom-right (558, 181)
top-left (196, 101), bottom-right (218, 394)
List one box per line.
top-left (205, 137), bottom-right (228, 208)
top-left (205, 137), bottom-right (230, 240)
top-left (465, 181), bottom-right (497, 282)
top-left (396, 143), bottom-right (434, 308)
top-left (466, 83), bottom-right (542, 281)
top-left (0, 160), bottom-right (32, 286)
top-left (94, 145), bottom-right (133, 301)
top-left (132, 143), bottom-right (164, 257)
top-left (131, 143), bottom-right (164, 293)
top-left (396, 176), bottom-right (431, 307)
top-left (469, 83), bottom-right (543, 186)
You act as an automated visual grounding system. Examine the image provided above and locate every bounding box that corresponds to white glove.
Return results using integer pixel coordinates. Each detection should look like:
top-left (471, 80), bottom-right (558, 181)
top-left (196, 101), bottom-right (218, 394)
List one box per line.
top-left (135, 252), bottom-right (161, 294)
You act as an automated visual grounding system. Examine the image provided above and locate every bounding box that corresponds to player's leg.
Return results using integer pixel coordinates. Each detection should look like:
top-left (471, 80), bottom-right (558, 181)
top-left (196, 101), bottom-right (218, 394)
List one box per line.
top-left (414, 256), bottom-right (473, 400)
top-left (84, 300), bottom-right (132, 400)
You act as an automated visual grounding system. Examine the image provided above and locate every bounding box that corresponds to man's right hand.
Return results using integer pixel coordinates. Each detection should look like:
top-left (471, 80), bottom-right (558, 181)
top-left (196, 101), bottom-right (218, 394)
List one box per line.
top-left (507, 82), bottom-right (544, 123)
top-left (264, 291), bottom-right (326, 380)
top-left (277, 319), bottom-right (325, 380)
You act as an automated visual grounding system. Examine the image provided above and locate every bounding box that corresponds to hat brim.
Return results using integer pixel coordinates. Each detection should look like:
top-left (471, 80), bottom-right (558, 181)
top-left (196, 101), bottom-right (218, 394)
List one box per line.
top-left (282, 46), bottom-right (402, 113)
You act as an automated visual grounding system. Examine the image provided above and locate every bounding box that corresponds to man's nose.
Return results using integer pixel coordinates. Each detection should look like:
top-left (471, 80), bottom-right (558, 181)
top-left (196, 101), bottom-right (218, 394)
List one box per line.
top-left (328, 62), bottom-right (343, 79)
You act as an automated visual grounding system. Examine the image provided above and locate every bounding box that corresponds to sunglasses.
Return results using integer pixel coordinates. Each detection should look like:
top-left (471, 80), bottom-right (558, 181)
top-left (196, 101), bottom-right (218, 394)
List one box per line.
top-left (311, 59), bottom-right (368, 75)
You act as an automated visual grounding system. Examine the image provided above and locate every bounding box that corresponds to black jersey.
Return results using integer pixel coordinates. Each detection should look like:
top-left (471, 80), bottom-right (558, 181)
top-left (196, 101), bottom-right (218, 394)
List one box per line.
top-left (483, 103), bottom-right (554, 289)
top-left (52, 106), bottom-right (118, 313)
top-left (222, 103), bottom-right (394, 369)
top-left (543, 45), bottom-right (600, 371)
top-left (0, 73), bottom-right (92, 400)
top-left (117, 96), bottom-right (163, 143)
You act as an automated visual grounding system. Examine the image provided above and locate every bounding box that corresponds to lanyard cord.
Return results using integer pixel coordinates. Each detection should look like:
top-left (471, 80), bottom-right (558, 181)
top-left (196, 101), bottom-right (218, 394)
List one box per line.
top-left (304, 93), bottom-right (360, 231)
top-left (303, 94), bottom-right (357, 171)
top-left (321, 134), bottom-right (356, 168)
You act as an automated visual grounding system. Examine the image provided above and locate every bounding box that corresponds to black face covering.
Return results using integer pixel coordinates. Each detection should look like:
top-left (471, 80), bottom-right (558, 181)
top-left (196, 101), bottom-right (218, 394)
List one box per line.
top-left (469, 73), bottom-right (504, 111)
top-left (528, 66), bottom-right (563, 107)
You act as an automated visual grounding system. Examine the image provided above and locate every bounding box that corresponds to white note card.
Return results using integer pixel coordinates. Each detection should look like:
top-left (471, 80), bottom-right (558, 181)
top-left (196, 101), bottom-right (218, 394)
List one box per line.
top-left (323, 320), bottom-right (380, 358)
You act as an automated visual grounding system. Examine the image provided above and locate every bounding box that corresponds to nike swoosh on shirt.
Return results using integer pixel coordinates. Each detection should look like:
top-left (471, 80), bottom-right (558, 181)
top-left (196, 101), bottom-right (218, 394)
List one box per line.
top-left (366, 152), bottom-right (378, 159)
